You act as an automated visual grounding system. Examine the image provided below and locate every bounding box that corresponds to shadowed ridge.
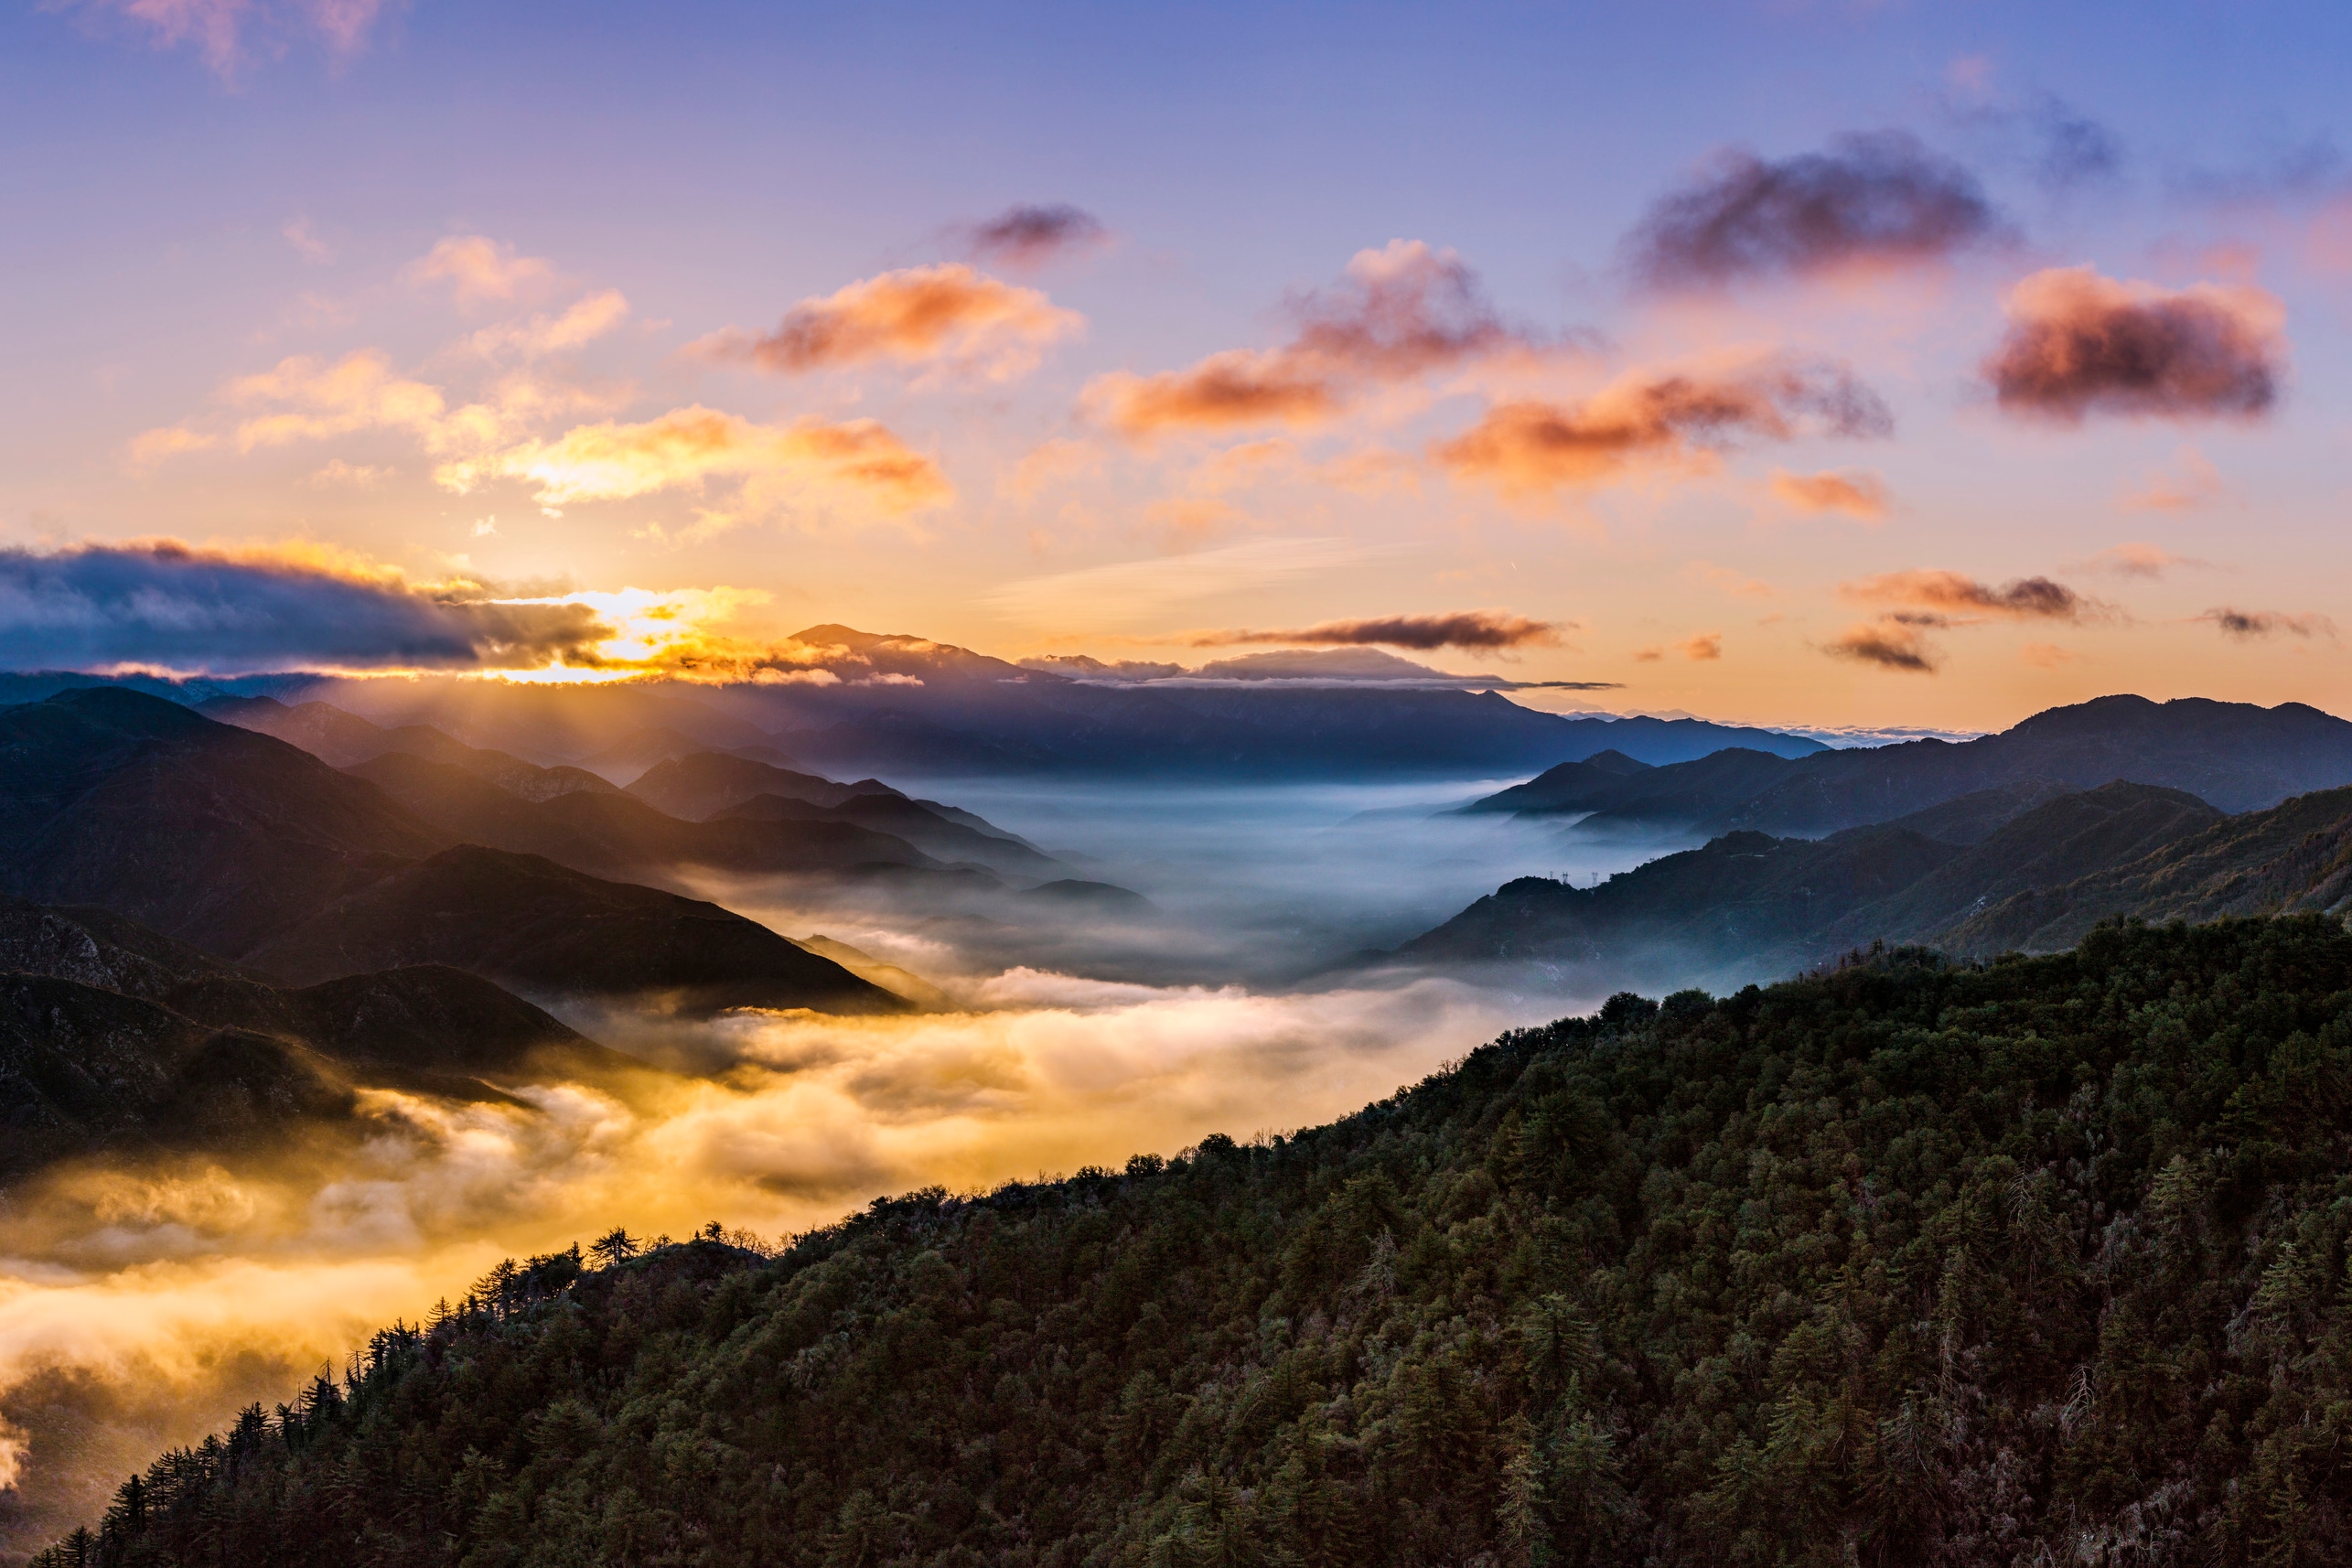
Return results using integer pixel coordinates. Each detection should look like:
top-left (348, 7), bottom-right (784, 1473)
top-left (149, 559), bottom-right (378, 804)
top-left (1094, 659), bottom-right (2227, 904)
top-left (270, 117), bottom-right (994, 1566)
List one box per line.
top-left (242, 843), bottom-right (909, 1016)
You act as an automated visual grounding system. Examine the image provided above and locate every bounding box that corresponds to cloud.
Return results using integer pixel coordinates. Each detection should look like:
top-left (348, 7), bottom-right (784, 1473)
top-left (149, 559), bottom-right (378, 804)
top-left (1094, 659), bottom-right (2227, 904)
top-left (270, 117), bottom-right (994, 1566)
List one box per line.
top-left (220, 349), bottom-right (456, 450)
top-left (1677, 630), bottom-right (1724, 661)
top-left (2116, 447), bottom-right (2224, 512)
top-left (1187, 610), bottom-right (1563, 652)
top-left (436, 405), bottom-right (951, 522)
top-left (403, 236), bottom-right (558, 306)
top-left (1626, 131), bottom-right (2003, 289)
top-left (1434, 353), bottom-right (1890, 497)
top-left (61, 0), bottom-right (393, 75)
top-left (2198, 607), bottom-right (2336, 640)
top-left (1983, 265), bottom-right (2286, 423)
top-left (281, 218), bottom-right (335, 264)
top-left (2031, 102), bottom-right (2124, 191)
top-left (959, 204), bottom-right (1111, 269)
top-left (1840, 568), bottom-right (2090, 620)
top-left (1085, 241), bottom-right (1544, 435)
top-left (2021, 642), bottom-right (2075, 668)
top-left (464, 290), bottom-right (631, 360)
top-left (126, 425), bottom-right (218, 465)
top-left (2074, 541), bottom-right (2211, 578)
top-left (693, 264), bottom-right (1081, 382)
top-left (1768, 467), bottom-right (1889, 521)
top-left (0, 542), bottom-right (612, 675)
top-left (1825, 617), bottom-right (1939, 672)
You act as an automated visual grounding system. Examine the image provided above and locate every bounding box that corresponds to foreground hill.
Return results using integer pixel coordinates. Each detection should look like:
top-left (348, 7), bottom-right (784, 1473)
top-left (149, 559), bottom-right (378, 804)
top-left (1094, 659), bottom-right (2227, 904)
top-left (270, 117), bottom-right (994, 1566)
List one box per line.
top-left (1465, 693), bottom-right (2352, 834)
top-left (0, 690), bottom-right (902, 1015)
top-left (38, 917), bottom-right (2352, 1564)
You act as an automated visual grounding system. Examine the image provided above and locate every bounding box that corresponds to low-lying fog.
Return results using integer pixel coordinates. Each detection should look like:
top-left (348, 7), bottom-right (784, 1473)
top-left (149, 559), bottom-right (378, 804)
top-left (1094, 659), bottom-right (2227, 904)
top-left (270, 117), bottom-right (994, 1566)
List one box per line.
top-left (0, 779), bottom-right (1687, 1558)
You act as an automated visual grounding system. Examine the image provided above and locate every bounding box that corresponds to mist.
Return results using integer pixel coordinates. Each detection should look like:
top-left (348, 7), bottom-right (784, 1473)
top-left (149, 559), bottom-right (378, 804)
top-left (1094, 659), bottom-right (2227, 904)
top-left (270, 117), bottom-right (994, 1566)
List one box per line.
top-left (0, 757), bottom-right (1702, 1558)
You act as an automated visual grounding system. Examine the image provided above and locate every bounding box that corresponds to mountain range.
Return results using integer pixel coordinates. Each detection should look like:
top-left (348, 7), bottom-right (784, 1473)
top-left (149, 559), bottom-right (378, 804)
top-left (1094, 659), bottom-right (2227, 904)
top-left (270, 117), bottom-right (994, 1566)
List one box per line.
top-left (0, 897), bottom-right (627, 1181)
top-left (0, 689), bottom-right (911, 1017)
top-left (1464, 693), bottom-right (2352, 831)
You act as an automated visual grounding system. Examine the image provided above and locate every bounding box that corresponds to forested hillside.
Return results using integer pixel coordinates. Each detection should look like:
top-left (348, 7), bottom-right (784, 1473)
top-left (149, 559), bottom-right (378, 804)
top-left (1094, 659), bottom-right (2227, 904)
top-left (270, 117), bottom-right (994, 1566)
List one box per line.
top-left (38, 918), bottom-right (2352, 1566)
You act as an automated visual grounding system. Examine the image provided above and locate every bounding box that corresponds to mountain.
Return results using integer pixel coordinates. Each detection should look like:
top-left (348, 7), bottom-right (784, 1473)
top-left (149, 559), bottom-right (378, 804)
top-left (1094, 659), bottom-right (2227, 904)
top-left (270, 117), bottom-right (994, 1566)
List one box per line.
top-left (1397, 781), bottom-right (2227, 989)
top-left (1454, 747), bottom-right (1652, 813)
top-left (0, 686), bottom-right (446, 955)
top-left (0, 690), bottom-right (900, 1015)
top-left (623, 750), bottom-right (903, 815)
top-left (198, 695), bottom-right (621, 801)
top-left (274, 629), bottom-right (1829, 779)
top-left (40, 918), bottom-right (2352, 1566)
top-left (0, 898), bottom-right (626, 1180)
top-left (1462, 694), bottom-right (2352, 837)
top-left (344, 752), bottom-right (954, 883)
top-left (575, 725), bottom-right (803, 782)
top-left (1941, 782), bottom-right (2352, 954)
top-left (242, 844), bottom-right (907, 1015)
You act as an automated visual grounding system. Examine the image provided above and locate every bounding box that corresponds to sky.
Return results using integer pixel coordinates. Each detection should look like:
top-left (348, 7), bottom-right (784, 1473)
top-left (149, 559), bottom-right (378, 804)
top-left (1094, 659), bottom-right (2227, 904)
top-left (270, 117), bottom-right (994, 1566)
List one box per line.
top-left (4, 0), bottom-right (2352, 732)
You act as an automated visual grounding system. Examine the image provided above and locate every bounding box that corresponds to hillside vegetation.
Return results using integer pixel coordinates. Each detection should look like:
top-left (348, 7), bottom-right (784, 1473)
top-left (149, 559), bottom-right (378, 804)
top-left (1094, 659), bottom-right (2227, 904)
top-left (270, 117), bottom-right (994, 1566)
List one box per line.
top-left (36, 917), bottom-right (2352, 1566)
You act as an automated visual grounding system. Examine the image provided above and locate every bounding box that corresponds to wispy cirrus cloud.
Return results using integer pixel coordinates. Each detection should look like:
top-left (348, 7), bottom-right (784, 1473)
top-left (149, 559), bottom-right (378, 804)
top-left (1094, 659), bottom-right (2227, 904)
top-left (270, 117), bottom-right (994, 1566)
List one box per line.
top-left (692, 263), bottom-right (1081, 382)
top-left (1085, 241), bottom-right (1550, 436)
top-left (1187, 610), bottom-right (1563, 653)
top-left (958, 204), bottom-right (1111, 270)
top-left (1433, 353), bottom-right (1889, 499)
top-left (1626, 131), bottom-right (2004, 289)
top-left (1983, 266), bottom-right (2287, 423)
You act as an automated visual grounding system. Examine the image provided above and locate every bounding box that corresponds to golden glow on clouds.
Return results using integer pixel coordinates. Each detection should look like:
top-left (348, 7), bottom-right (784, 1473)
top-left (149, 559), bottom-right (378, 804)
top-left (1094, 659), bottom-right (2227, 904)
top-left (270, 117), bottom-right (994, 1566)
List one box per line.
top-left (693, 263), bottom-right (1083, 381)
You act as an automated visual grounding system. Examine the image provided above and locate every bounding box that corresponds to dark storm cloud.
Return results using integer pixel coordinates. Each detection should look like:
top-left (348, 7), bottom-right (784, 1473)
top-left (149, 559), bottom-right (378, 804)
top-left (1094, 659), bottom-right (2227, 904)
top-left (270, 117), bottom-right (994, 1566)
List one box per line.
top-left (1627, 131), bottom-right (2003, 289)
top-left (0, 542), bottom-right (610, 675)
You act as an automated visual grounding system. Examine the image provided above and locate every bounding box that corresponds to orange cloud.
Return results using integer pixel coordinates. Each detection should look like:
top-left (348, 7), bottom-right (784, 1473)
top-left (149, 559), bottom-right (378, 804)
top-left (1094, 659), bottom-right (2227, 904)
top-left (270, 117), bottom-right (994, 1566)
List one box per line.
top-left (695, 263), bottom-right (1080, 381)
top-left (1189, 610), bottom-right (1563, 653)
top-left (1086, 241), bottom-right (1545, 436)
top-left (1677, 630), bottom-right (1724, 661)
top-left (1840, 568), bottom-right (2090, 620)
top-left (222, 349), bottom-right (452, 451)
top-left (1768, 467), bottom-right (1889, 520)
top-left (465, 290), bottom-right (632, 360)
top-left (1983, 266), bottom-right (2286, 423)
top-left (1434, 354), bottom-right (1889, 498)
top-left (436, 405), bottom-right (951, 521)
top-left (404, 236), bottom-right (559, 305)
top-left (2021, 642), bottom-right (2075, 668)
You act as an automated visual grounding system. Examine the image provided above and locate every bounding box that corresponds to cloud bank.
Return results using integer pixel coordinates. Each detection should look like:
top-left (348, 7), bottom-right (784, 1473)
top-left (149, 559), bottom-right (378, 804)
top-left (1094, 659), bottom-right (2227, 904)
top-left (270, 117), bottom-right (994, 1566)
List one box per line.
top-left (1984, 267), bottom-right (2286, 423)
top-left (1627, 131), bottom-right (2002, 288)
top-left (0, 542), bottom-right (610, 675)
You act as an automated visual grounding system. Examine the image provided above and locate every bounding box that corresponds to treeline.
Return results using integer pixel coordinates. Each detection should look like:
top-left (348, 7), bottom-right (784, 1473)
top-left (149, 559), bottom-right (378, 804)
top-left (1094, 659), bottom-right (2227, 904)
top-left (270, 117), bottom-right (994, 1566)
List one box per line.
top-left (35, 917), bottom-right (2352, 1565)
